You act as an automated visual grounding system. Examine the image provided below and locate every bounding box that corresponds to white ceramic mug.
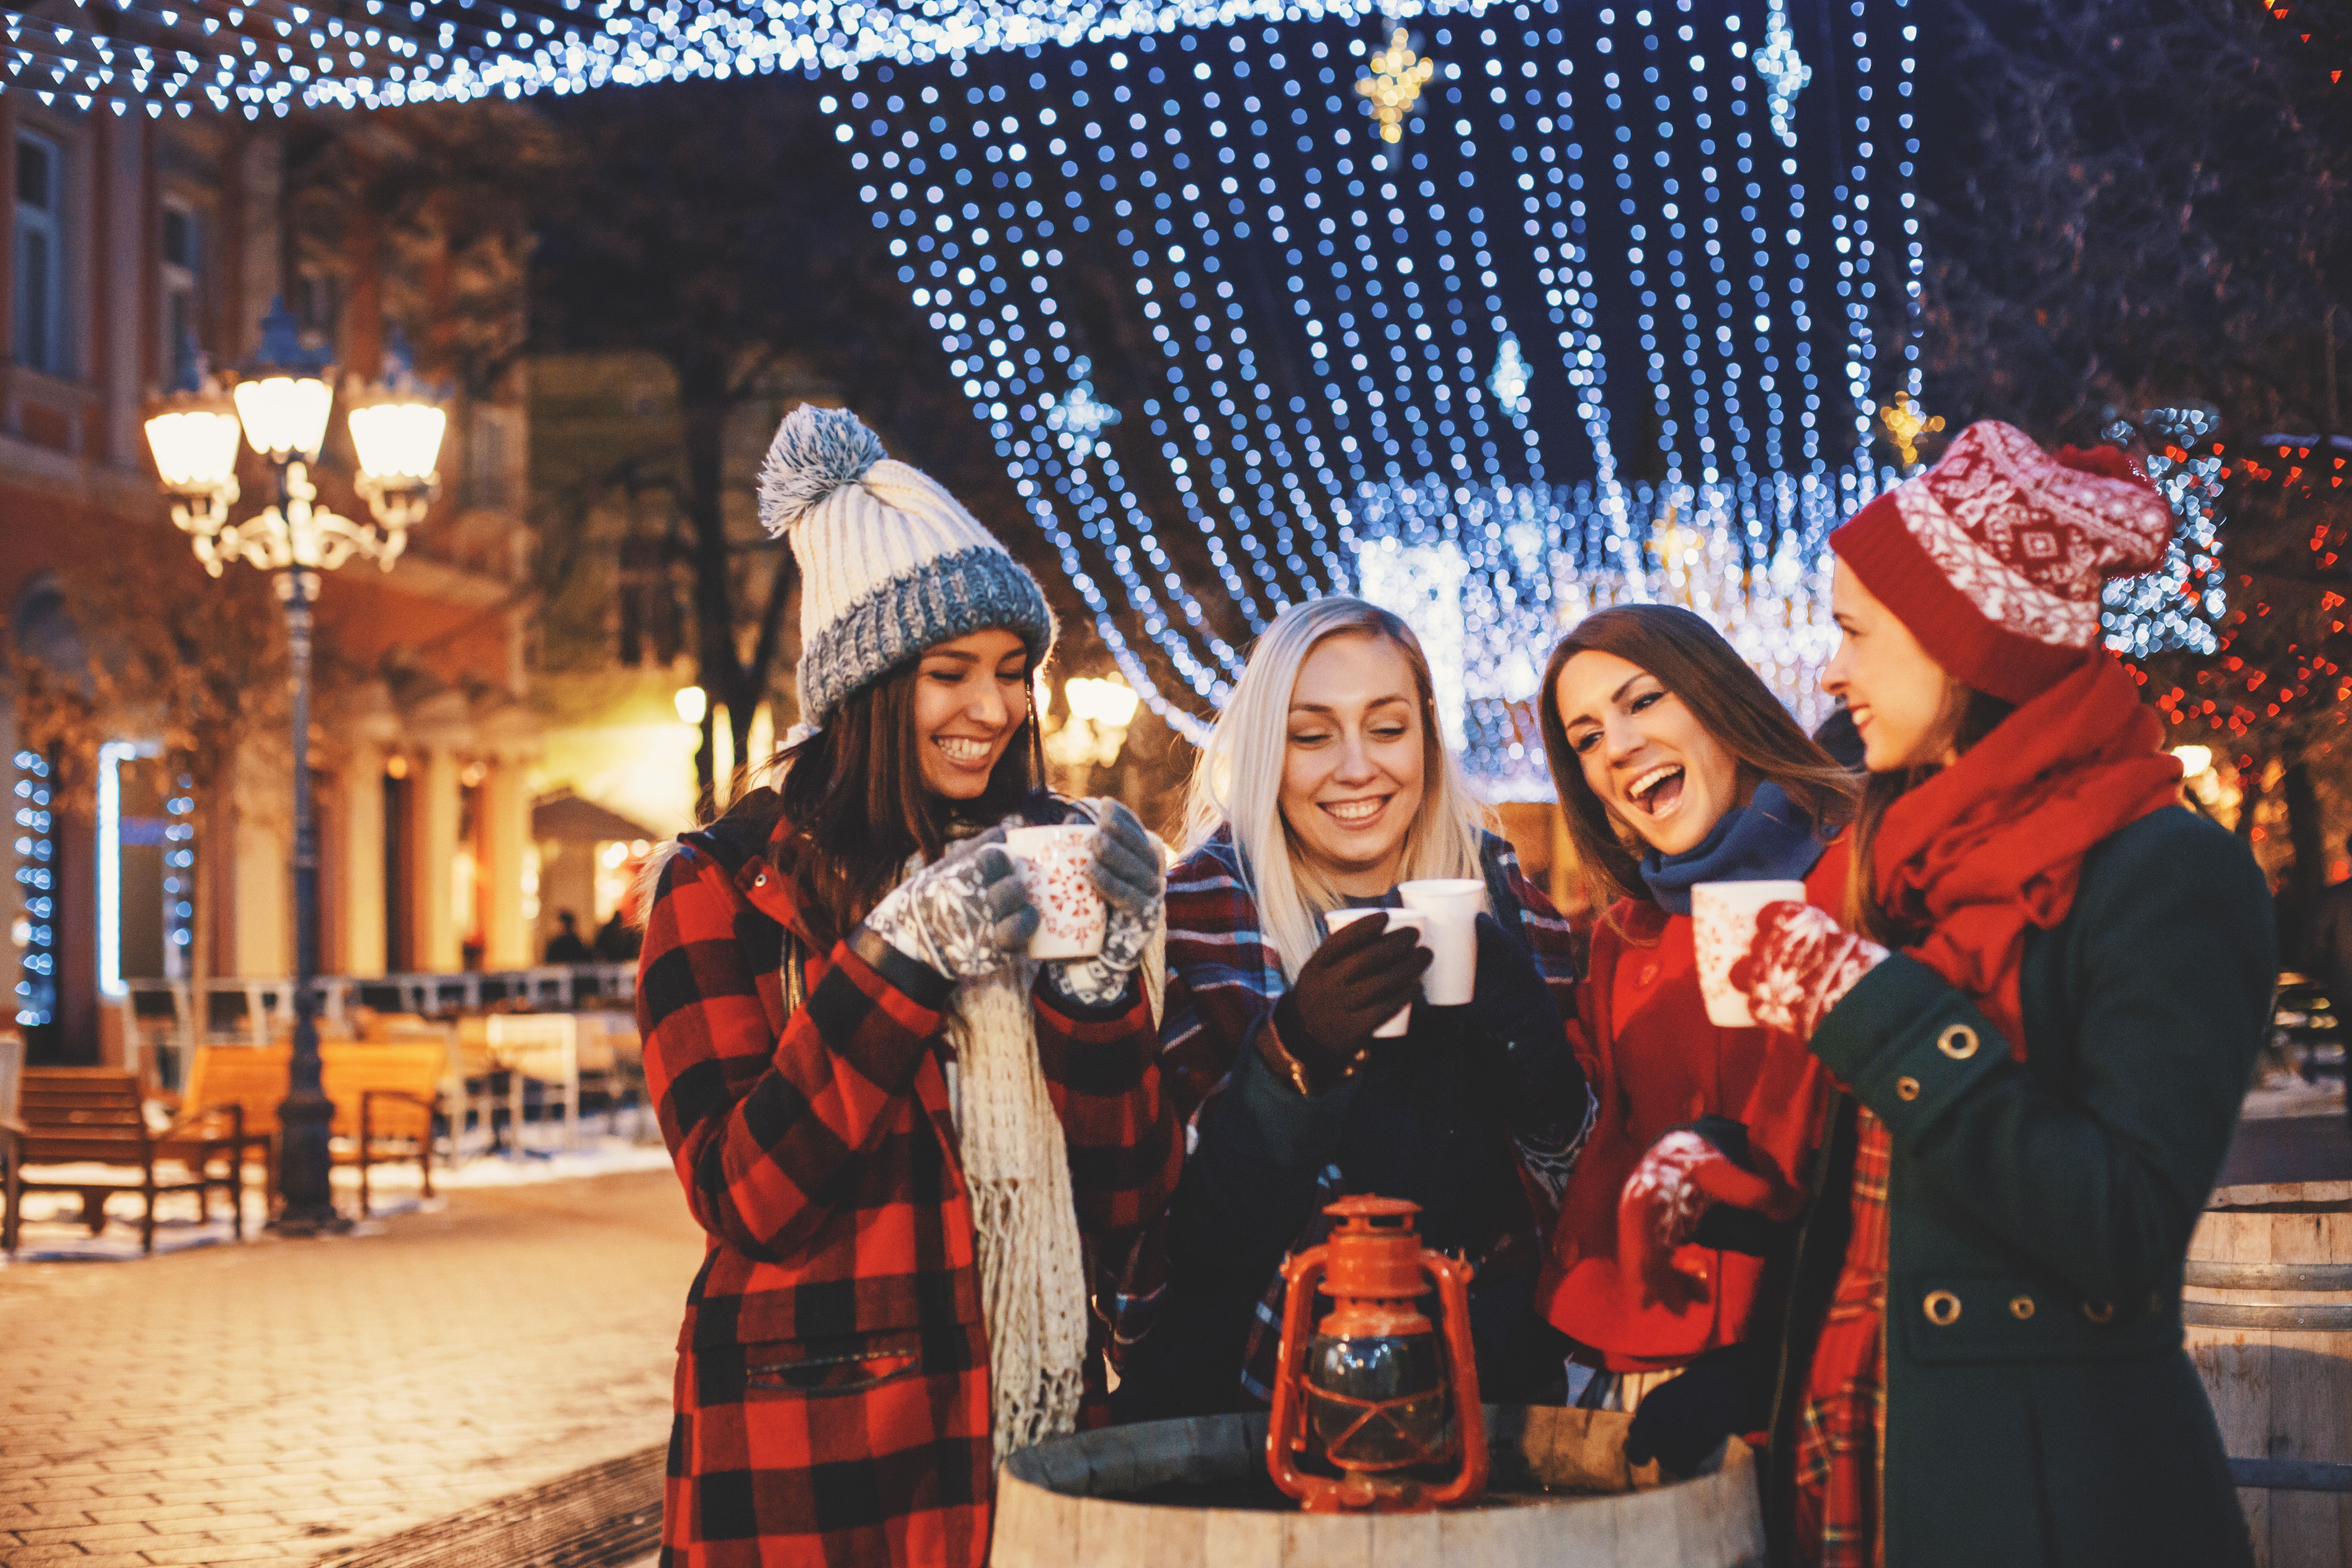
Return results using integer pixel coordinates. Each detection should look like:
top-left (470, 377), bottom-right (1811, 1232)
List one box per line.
top-left (1003, 825), bottom-right (1107, 960)
top-left (1690, 879), bottom-right (1809, 1028)
top-left (1396, 878), bottom-right (1485, 1006)
top-left (1323, 907), bottom-right (1431, 1038)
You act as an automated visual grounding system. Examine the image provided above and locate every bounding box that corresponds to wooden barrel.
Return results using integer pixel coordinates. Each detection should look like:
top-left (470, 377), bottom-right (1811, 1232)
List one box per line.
top-left (2185, 1179), bottom-right (2352, 1567)
top-left (992, 1405), bottom-right (1763, 1567)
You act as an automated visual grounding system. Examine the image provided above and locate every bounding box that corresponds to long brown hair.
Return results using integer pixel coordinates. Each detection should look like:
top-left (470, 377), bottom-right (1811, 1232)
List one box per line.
top-left (1845, 683), bottom-right (2015, 944)
top-left (717, 658), bottom-right (1047, 948)
top-left (1539, 604), bottom-right (1858, 912)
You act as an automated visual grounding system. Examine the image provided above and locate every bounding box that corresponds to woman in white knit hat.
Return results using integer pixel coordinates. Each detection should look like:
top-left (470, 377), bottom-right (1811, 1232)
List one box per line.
top-left (634, 405), bottom-right (1178, 1568)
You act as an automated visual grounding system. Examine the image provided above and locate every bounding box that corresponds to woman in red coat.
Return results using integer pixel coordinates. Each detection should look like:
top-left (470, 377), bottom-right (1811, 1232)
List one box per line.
top-left (1533, 604), bottom-right (1856, 1472)
top-left (635, 407), bottom-right (1180, 1567)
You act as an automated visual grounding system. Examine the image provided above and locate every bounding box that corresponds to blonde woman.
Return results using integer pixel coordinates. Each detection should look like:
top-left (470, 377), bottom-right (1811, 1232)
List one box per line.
top-left (1113, 596), bottom-right (1595, 1421)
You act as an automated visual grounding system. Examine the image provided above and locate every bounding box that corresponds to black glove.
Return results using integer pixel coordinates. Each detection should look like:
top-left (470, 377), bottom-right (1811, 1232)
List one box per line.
top-left (1623, 1340), bottom-right (1775, 1478)
top-left (1273, 910), bottom-right (1432, 1090)
top-left (1455, 913), bottom-right (1583, 1125)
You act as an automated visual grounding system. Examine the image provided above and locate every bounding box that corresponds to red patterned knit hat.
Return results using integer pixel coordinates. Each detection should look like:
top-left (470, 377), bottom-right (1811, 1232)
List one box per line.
top-left (1828, 419), bottom-right (2175, 704)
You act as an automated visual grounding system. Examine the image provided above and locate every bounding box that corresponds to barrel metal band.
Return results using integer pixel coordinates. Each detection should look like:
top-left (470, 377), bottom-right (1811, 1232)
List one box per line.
top-left (2182, 1300), bottom-right (2352, 1332)
top-left (2227, 1457), bottom-right (2352, 1494)
top-left (2183, 1260), bottom-right (2352, 1292)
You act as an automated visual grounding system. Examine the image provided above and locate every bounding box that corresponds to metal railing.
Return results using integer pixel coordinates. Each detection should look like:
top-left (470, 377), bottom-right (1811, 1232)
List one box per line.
top-left (118, 965), bottom-right (639, 1089)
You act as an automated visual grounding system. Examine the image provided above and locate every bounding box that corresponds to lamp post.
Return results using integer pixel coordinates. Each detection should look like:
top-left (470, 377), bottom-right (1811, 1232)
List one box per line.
top-left (144, 305), bottom-right (447, 1235)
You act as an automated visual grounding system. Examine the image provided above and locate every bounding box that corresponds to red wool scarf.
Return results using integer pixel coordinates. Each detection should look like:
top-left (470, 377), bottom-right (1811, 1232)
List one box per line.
top-left (1870, 655), bottom-right (2187, 1048)
top-left (1795, 656), bottom-right (2184, 1568)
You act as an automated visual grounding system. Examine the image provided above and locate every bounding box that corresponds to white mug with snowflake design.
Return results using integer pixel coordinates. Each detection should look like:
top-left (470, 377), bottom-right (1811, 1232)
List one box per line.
top-left (1004, 825), bottom-right (1108, 961)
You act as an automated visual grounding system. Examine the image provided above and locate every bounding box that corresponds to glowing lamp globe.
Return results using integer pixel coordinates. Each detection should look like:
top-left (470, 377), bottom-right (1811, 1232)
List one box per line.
top-left (232, 375), bottom-right (335, 463)
top-left (145, 329), bottom-right (241, 495)
top-left (234, 297), bottom-right (336, 462)
top-left (145, 405), bottom-right (243, 494)
top-left (675, 686), bottom-right (709, 726)
top-left (348, 398), bottom-right (448, 487)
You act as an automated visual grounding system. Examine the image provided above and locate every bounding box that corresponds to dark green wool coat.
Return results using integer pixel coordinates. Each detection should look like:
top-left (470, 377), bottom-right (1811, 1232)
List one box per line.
top-left (1768, 806), bottom-right (2274, 1568)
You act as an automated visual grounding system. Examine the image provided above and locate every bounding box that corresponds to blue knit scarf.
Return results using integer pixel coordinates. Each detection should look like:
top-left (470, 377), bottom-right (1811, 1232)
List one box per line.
top-left (1637, 780), bottom-right (1827, 915)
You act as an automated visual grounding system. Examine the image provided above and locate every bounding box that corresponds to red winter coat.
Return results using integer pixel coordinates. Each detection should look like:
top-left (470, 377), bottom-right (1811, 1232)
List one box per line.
top-left (1537, 839), bottom-right (1849, 1372)
top-left (637, 793), bottom-right (1181, 1568)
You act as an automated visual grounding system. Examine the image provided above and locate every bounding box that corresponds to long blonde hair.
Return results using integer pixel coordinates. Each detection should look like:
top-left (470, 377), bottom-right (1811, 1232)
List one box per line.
top-left (1183, 596), bottom-right (1490, 980)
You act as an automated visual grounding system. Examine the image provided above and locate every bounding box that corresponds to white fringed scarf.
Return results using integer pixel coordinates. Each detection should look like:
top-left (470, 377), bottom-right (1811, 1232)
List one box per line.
top-left (913, 817), bottom-right (1165, 1466)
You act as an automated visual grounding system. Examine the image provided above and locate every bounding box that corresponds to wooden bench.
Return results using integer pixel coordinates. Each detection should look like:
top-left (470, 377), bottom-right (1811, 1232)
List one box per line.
top-left (3, 1067), bottom-right (243, 1254)
top-left (322, 1041), bottom-right (445, 1216)
top-left (177, 1044), bottom-right (286, 1198)
top-left (0, 1032), bottom-right (23, 1254)
top-left (180, 1042), bottom-right (448, 1218)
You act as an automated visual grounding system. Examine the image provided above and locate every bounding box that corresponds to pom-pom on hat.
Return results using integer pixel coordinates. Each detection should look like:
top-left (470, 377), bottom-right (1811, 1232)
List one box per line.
top-left (759, 404), bottom-right (1056, 727)
top-left (1828, 419), bottom-right (2174, 704)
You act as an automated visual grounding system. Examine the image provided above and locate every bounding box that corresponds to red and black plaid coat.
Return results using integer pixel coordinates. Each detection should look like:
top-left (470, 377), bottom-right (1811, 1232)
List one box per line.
top-left (637, 793), bottom-right (1180, 1568)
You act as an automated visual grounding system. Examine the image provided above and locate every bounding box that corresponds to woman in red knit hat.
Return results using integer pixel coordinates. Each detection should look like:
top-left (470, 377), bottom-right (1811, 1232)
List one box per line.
top-left (1532, 604), bottom-right (1856, 1474)
top-left (1706, 422), bottom-right (2272, 1568)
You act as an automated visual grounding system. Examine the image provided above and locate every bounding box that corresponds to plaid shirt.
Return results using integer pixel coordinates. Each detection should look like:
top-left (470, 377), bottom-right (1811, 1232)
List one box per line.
top-left (638, 796), bottom-right (1180, 1566)
top-left (1792, 1107), bottom-right (1892, 1568)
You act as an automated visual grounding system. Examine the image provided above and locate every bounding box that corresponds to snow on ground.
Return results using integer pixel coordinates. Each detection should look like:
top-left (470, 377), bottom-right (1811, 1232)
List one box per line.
top-left (2242, 1071), bottom-right (2347, 1121)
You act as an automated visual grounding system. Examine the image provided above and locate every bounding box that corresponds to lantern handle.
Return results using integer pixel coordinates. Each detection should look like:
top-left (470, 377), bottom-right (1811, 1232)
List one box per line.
top-left (1265, 1247), bottom-right (1330, 1507)
top-left (1418, 1250), bottom-right (1490, 1507)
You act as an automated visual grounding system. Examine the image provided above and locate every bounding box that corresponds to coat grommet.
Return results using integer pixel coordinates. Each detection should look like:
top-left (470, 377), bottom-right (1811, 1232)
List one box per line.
top-left (2009, 1295), bottom-right (2035, 1321)
top-left (2082, 1299), bottom-right (2116, 1324)
top-left (1895, 1076), bottom-right (1921, 1102)
top-left (1924, 1290), bottom-right (1962, 1327)
top-left (1936, 1024), bottom-right (1980, 1060)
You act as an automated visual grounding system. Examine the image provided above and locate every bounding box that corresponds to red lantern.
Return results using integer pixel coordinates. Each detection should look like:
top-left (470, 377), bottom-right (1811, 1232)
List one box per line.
top-left (1265, 1196), bottom-right (1489, 1512)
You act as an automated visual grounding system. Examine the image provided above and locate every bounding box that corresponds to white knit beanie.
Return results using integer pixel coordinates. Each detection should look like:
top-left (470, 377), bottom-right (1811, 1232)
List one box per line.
top-left (759, 405), bottom-right (1056, 726)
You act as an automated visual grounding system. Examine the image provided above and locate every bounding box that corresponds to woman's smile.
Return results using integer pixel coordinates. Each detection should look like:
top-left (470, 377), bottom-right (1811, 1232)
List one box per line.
top-left (1625, 762), bottom-right (1687, 820)
top-left (933, 735), bottom-right (996, 769)
top-left (1320, 793), bottom-right (1394, 829)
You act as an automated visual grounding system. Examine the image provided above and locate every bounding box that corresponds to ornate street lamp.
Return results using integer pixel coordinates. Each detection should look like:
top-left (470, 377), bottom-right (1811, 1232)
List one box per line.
top-left (143, 303), bottom-right (446, 1236)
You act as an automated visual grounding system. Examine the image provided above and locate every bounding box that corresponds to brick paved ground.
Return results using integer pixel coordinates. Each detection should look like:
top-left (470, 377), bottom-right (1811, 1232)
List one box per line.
top-left (0, 1169), bottom-right (704, 1568)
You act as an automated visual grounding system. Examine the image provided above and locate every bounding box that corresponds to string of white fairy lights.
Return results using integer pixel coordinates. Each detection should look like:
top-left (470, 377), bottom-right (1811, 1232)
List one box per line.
top-left (829, 0), bottom-right (1919, 785)
top-left (0, 0), bottom-right (1509, 120)
top-left (25, 0), bottom-right (2214, 779)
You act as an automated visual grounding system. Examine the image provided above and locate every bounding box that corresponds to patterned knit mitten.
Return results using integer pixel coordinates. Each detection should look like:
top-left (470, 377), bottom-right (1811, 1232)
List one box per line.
top-left (1729, 900), bottom-right (1889, 1040)
top-left (1044, 800), bottom-right (1163, 1009)
top-left (860, 832), bottom-right (1038, 982)
top-left (1617, 1129), bottom-right (1721, 1308)
top-left (1616, 1125), bottom-right (1800, 1308)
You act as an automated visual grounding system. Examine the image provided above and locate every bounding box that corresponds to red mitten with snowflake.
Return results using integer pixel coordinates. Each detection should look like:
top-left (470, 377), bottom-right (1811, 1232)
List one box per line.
top-left (1728, 900), bottom-right (1889, 1040)
top-left (1615, 1128), bottom-right (1799, 1310)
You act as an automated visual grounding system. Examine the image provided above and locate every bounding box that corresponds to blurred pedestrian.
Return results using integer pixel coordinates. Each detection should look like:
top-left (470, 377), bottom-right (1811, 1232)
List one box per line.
top-left (591, 909), bottom-right (640, 964)
top-left (542, 911), bottom-right (592, 964)
top-left (2308, 833), bottom-right (2352, 1012)
top-left (633, 407), bottom-right (1177, 1568)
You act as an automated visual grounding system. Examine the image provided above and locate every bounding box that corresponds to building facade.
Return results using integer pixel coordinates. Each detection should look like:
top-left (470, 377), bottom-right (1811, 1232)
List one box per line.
top-left (0, 103), bottom-right (539, 1066)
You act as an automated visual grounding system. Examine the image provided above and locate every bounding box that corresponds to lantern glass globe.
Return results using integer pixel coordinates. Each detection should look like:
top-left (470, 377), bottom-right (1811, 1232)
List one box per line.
top-left (348, 399), bottom-right (447, 483)
top-left (675, 686), bottom-right (708, 726)
top-left (232, 374), bottom-right (334, 461)
top-left (144, 407), bottom-right (243, 492)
